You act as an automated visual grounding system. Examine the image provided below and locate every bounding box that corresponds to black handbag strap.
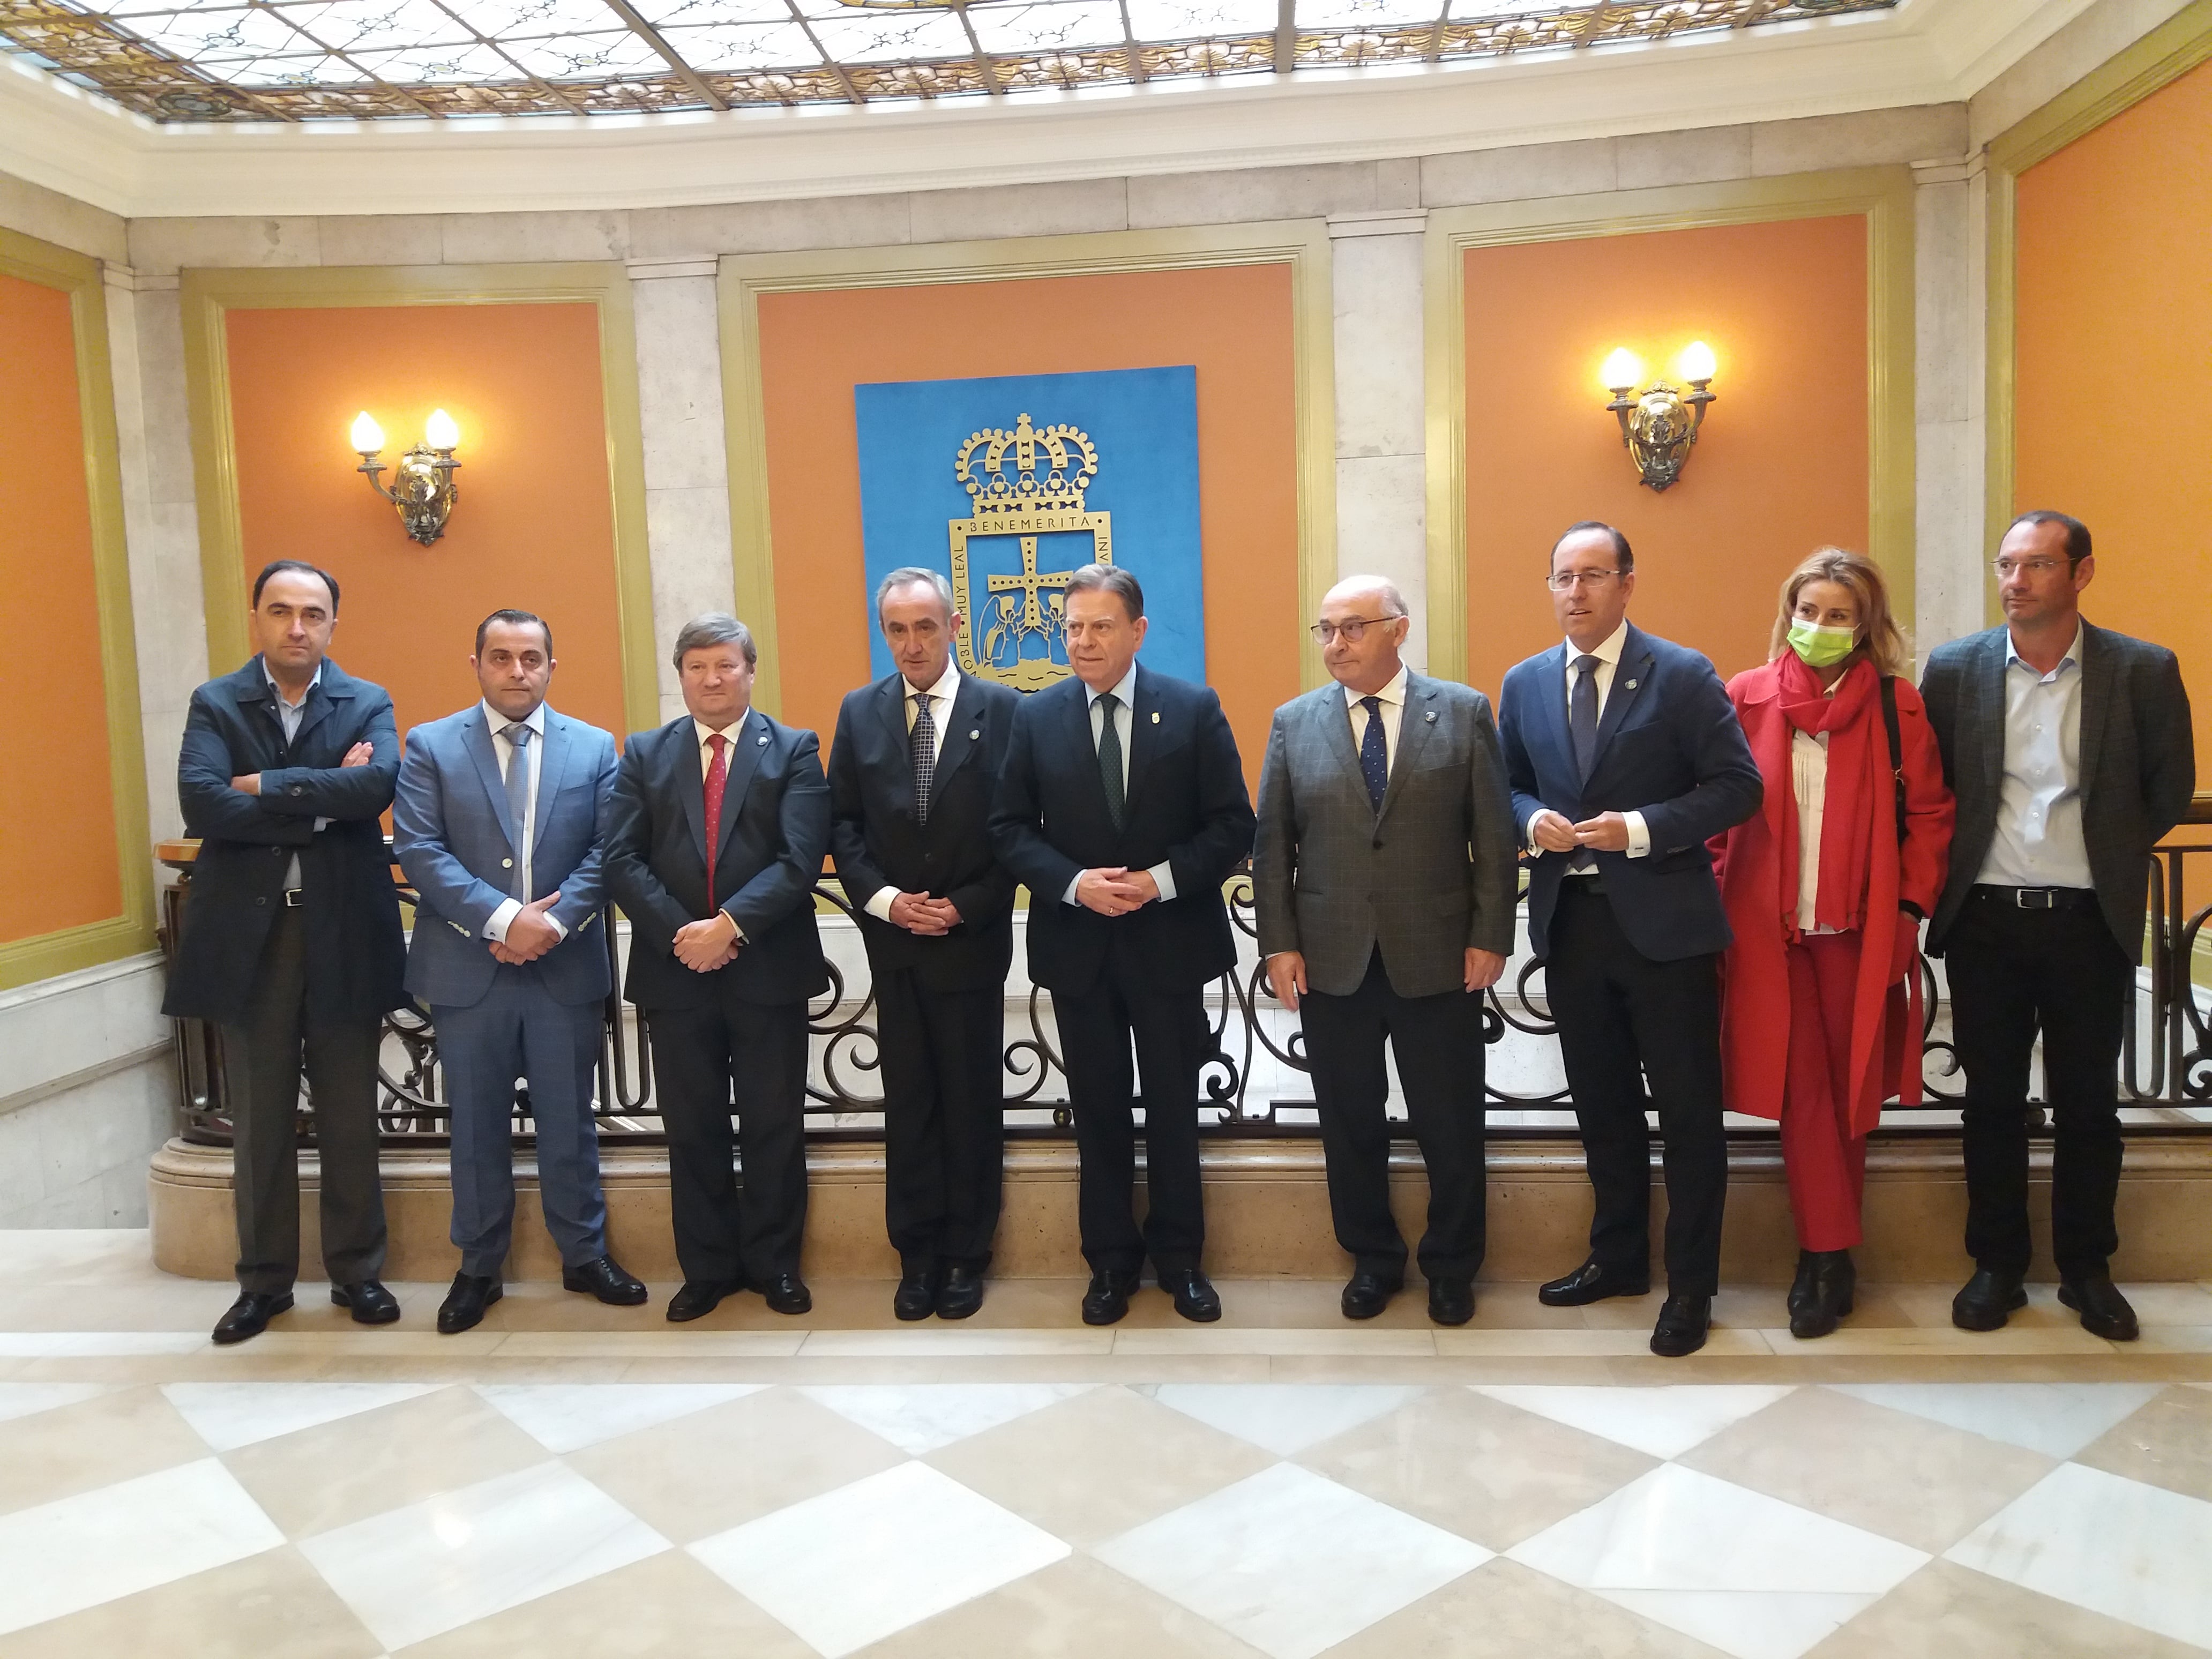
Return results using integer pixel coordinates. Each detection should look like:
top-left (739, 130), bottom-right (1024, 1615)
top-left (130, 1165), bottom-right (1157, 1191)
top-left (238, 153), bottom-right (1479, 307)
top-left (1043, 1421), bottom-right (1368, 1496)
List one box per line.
top-left (1879, 674), bottom-right (1907, 846)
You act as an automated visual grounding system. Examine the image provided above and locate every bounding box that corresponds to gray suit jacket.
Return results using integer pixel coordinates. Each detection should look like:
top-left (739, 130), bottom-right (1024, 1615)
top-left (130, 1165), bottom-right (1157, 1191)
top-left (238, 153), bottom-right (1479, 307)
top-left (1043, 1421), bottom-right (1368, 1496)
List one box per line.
top-left (1920, 618), bottom-right (2195, 962)
top-left (1252, 672), bottom-right (1518, 999)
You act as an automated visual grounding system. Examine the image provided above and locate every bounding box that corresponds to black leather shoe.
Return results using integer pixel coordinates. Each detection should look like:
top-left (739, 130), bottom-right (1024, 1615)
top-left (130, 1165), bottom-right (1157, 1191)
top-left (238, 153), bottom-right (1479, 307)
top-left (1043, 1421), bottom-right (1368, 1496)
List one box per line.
top-left (562, 1256), bottom-right (648, 1306)
top-left (936, 1266), bottom-right (985, 1321)
top-left (1428, 1277), bottom-right (1476, 1327)
top-left (2059, 1274), bottom-right (2140, 1342)
top-left (437, 1273), bottom-right (502, 1335)
top-left (1538, 1258), bottom-right (1651, 1307)
top-left (1787, 1250), bottom-right (1856, 1341)
top-left (667, 1279), bottom-right (739, 1323)
top-left (1650, 1292), bottom-right (1712, 1357)
top-left (1952, 1267), bottom-right (2028, 1332)
top-left (1081, 1268), bottom-right (1141, 1325)
top-left (212, 1290), bottom-right (293, 1346)
top-left (762, 1273), bottom-right (813, 1316)
top-left (894, 1264), bottom-right (943, 1321)
top-left (1160, 1268), bottom-right (1222, 1323)
top-left (1341, 1271), bottom-right (1403, 1321)
top-left (331, 1280), bottom-right (400, 1325)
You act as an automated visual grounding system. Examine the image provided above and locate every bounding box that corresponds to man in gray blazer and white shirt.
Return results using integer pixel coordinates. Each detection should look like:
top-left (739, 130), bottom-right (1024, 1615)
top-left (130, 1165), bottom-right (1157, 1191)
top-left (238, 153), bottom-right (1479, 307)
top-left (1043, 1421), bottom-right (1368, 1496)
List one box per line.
top-left (1253, 576), bottom-right (1519, 1325)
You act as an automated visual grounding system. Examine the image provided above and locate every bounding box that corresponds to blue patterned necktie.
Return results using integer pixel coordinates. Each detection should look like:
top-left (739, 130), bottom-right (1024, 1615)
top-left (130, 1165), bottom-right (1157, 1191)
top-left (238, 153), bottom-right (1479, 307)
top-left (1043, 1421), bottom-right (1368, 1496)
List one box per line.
top-left (503, 723), bottom-right (533, 900)
top-left (1096, 692), bottom-right (1125, 830)
top-left (910, 692), bottom-right (937, 825)
top-left (1358, 695), bottom-right (1388, 811)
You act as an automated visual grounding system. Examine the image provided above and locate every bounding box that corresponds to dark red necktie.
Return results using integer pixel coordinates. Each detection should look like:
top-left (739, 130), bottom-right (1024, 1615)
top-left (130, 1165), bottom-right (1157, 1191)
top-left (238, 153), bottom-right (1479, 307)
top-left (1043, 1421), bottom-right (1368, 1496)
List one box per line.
top-left (703, 731), bottom-right (728, 908)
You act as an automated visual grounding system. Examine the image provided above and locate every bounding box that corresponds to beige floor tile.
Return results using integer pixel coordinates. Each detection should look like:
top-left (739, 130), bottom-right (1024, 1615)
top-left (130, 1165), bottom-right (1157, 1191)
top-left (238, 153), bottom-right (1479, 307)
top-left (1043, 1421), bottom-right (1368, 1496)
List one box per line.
top-left (1769, 1324), bottom-right (2113, 1356)
top-left (0, 1544), bottom-right (380, 1659)
top-left (220, 1385), bottom-right (550, 1537)
top-left (2117, 1285), bottom-right (2212, 1326)
top-left (922, 1385), bottom-right (1275, 1546)
top-left (1297, 1388), bottom-right (1657, 1551)
top-left (563, 1386), bottom-right (907, 1543)
top-left (2134, 1326), bottom-right (2212, 1355)
top-left (0, 1281), bottom-right (244, 1333)
top-left (2074, 1384), bottom-right (2212, 1504)
top-left (1436, 1328), bottom-right (1774, 1357)
top-left (0, 1231), bottom-right (162, 1287)
top-left (494, 1332), bottom-right (806, 1357)
top-left (0, 1386), bottom-right (208, 1515)
top-left (1677, 1387), bottom-right (2055, 1554)
top-left (1885, 1281), bottom-right (2087, 1331)
top-left (400, 1544), bottom-right (811, 1659)
top-left (1805, 1558), bottom-right (2207, 1658)
top-left (1318, 1556), bottom-right (1729, 1658)
top-left (1575, 1288), bottom-right (1673, 1328)
top-left (1112, 1328), bottom-right (1437, 1357)
top-left (801, 1329), bottom-right (1116, 1356)
top-left (858, 1552), bottom-right (1268, 1659)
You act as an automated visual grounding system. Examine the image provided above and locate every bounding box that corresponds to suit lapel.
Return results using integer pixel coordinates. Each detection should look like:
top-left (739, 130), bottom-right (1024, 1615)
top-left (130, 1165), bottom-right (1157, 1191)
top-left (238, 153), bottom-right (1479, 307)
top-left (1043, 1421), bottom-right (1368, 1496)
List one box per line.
top-left (1588, 629), bottom-right (1653, 777)
top-left (535, 711), bottom-right (573, 806)
top-left (1122, 664), bottom-right (1157, 820)
top-left (674, 720), bottom-right (710, 868)
top-left (2074, 621), bottom-right (2110, 802)
top-left (1316, 684), bottom-right (1366, 797)
top-left (929, 674), bottom-right (987, 790)
top-left (1064, 677), bottom-right (1111, 826)
top-left (1976, 632), bottom-right (2009, 804)
top-left (1376, 677), bottom-right (1437, 821)
top-left (877, 676), bottom-right (917, 817)
top-left (715, 708), bottom-right (766, 861)
top-left (292, 663), bottom-right (344, 749)
top-left (1536, 645), bottom-right (1573, 791)
top-left (464, 707), bottom-right (520, 855)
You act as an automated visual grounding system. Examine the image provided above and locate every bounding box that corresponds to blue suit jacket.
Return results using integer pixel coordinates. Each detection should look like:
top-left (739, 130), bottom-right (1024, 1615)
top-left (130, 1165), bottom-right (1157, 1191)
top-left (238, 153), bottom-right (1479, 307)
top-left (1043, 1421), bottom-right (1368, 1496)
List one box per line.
top-left (392, 704), bottom-right (618, 1009)
top-left (1498, 622), bottom-right (1762, 962)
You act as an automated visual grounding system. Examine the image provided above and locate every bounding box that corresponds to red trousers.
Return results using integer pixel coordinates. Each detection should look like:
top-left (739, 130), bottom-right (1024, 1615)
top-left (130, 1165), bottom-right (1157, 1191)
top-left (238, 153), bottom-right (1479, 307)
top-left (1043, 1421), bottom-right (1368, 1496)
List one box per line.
top-left (1782, 932), bottom-right (1872, 1251)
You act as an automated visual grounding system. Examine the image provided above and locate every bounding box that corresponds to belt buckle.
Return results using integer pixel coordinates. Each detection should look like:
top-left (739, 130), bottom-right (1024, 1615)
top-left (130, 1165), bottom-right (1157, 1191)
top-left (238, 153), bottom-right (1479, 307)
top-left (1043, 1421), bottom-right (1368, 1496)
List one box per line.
top-left (282, 888), bottom-right (305, 909)
top-left (2014, 888), bottom-right (2053, 910)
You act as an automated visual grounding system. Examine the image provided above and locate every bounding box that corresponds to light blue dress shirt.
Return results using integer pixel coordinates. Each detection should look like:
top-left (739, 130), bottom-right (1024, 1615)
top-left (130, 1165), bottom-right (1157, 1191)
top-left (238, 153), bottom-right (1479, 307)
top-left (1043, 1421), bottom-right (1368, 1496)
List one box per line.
top-left (1975, 624), bottom-right (2094, 891)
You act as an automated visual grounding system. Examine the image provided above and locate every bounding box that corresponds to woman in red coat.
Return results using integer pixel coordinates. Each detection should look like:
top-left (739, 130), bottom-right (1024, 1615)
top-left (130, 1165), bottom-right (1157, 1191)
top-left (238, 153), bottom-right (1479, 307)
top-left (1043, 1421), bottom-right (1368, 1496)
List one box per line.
top-left (1713, 549), bottom-right (1954, 1339)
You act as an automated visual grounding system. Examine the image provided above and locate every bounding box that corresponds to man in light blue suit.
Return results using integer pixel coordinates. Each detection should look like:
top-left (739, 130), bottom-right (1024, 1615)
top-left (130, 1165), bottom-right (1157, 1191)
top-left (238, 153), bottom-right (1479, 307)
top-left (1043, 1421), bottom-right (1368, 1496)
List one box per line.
top-left (393, 609), bottom-right (646, 1334)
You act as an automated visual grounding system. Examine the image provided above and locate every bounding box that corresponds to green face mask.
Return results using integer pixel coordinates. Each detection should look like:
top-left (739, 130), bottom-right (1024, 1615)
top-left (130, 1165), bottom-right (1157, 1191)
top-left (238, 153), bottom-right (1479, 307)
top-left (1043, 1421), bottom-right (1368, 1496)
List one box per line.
top-left (1787, 620), bottom-right (1858, 668)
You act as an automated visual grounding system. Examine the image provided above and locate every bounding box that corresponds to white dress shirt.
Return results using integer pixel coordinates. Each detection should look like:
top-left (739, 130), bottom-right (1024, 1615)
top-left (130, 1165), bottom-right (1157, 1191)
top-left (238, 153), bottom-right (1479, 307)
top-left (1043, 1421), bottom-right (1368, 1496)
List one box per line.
top-left (1063, 662), bottom-right (1178, 906)
top-left (263, 661), bottom-right (327, 888)
top-left (483, 701), bottom-right (562, 944)
top-left (1530, 621), bottom-right (1651, 865)
top-left (693, 711), bottom-right (752, 939)
top-left (1975, 623), bottom-right (2094, 890)
top-left (1790, 684), bottom-right (1838, 934)
top-left (1344, 663), bottom-right (1409, 775)
top-left (865, 660), bottom-right (961, 924)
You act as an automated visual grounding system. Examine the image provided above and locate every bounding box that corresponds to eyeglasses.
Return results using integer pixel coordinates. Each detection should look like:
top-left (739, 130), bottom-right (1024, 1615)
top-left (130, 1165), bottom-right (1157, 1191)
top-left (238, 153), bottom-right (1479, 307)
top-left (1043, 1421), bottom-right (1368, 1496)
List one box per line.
top-left (1309, 615), bottom-right (1403, 644)
top-left (1546, 570), bottom-right (1624, 592)
top-left (1992, 557), bottom-right (2072, 579)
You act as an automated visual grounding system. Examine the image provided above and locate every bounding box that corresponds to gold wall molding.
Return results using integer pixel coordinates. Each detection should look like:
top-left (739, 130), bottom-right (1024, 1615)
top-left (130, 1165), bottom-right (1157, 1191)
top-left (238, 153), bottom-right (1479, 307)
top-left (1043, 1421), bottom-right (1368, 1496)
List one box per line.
top-left (1983, 0), bottom-right (2212, 625)
top-left (177, 263), bottom-right (660, 737)
top-left (0, 226), bottom-right (154, 991)
top-left (1422, 168), bottom-right (1917, 686)
top-left (716, 220), bottom-right (1339, 715)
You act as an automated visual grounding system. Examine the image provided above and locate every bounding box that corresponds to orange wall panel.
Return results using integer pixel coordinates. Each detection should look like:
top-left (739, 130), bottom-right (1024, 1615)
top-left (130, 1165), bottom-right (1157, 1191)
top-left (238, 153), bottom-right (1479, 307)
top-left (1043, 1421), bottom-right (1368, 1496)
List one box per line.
top-left (1462, 215), bottom-right (1870, 699)
top-left (225, 303), bottom-right (628, 745)
top-left (2016, 59), bottom-right (2212, 775)
top-left (756, 264), bottom-right (1302, 783)
top-left (0, 271), bottom-right (122, 944)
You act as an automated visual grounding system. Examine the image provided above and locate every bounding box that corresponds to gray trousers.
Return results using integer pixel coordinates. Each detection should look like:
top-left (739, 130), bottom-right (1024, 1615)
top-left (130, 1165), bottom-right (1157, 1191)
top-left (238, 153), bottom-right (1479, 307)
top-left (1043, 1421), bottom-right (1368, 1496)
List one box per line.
top-left (220, 909), bottom-right (389, 1294)
top-left (436, 972), bottom-right (609, 1279)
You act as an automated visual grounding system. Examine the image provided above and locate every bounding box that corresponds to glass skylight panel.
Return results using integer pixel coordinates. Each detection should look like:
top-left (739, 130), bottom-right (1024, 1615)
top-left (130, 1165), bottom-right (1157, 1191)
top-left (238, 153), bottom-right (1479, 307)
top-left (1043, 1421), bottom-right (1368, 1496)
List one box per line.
top-left (442, 0), bottom-right (623, 39)
top-left (499, 26), bottom-right (667, 73)
top-left (631, 0), bottom-right (797, 27)
top-left (1296, 0), bottom-right (1440, 27)
top-left (967, 1), bottom-right (1125, 53)
top-left (346, 38), bottom-right (521, 73)
top-left (93, 0), bottom-right (250, 18)
top-left (802, 6), bottom-right (972, 63)
top-left (297, 0), bottom-right (470, 50)
top-left (214, 48), bottom-right (369, 78)
top-left (1122, 0), bottom-right (1275, 41)
top-left (653, 18), bottom-right (819, 66)
top-left (125, 8), bottom-right (307, 58)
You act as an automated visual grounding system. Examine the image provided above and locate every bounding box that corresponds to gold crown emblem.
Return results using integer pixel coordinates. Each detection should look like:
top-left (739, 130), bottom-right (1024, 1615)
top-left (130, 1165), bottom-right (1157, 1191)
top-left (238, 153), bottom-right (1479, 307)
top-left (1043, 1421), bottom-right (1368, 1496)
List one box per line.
top-left (954, 413), bottom-right (1098, 518)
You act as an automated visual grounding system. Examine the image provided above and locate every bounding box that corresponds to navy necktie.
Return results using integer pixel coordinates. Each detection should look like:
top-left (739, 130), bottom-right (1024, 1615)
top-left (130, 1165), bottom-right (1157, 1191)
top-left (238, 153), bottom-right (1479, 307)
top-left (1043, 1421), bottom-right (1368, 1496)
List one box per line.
top-left (1096, 692), bottom-right (1125, 830)
top-left (1570, 654), bottom-right (1601, 781)
top-left (1358, 695), bottom-right (1388, 811)
top-left (503, 723), bottom-right (533, 900)
top-left (910, 692), bottom-right (937, 825)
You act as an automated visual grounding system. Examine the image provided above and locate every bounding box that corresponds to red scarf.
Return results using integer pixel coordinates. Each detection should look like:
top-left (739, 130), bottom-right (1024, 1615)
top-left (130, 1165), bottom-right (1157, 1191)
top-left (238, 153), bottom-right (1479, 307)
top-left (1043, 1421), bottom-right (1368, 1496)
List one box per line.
top-left (1774, 653), bottom-right (1881, 936)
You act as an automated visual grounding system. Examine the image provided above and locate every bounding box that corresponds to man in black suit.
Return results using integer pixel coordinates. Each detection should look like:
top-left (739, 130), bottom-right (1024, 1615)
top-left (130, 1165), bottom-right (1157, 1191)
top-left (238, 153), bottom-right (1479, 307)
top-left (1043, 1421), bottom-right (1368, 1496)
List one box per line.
top-left (831, 569), bottom-right (1020, 1321)
top-left (604, 613), bottom-right (831, 1321)
top-left (1922, 510), bottom-right (2195, 1341)
top-left (990, 564), bottom-right (1256, 1325)
top-left (1497, 522), bottom-right (1763, 1357)
top-left (165, 559), bottom-right (407, 1345)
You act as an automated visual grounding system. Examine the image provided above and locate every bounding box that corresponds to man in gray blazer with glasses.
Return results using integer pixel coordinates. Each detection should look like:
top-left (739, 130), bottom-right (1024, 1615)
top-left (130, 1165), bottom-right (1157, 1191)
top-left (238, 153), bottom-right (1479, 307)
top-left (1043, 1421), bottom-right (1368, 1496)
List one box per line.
top-left (1252, 575), bottom-right (1519, 1326)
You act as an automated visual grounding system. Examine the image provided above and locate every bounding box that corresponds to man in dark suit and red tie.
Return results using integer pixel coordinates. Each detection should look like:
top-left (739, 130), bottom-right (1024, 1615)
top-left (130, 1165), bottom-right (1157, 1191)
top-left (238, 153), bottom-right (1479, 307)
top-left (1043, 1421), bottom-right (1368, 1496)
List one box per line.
top-left (604, 613), bottom-right (831, 1321)
top-left (829, 568), bottom-right (1021, 1321)
top-left (990, 564), bottom-right (1256, 1326)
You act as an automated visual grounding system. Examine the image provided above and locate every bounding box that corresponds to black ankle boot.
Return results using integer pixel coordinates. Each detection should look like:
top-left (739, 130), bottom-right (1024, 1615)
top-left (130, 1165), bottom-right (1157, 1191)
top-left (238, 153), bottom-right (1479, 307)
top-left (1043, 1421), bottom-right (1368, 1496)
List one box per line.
top-left (1789, 1249), bottom-right (1855, 1340)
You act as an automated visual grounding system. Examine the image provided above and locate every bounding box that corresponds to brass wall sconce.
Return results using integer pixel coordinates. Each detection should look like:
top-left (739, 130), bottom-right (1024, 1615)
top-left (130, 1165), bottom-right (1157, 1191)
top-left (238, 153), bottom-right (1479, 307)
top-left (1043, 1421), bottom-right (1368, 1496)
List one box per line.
top-left (350, 408), bottom-right (461, 544)
top-left (1601, 343), bottom-right (1717, 492)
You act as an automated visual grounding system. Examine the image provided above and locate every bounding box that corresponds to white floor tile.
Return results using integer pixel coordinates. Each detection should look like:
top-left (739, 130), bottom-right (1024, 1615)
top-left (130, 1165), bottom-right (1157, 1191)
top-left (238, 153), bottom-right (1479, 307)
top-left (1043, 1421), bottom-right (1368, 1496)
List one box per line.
top-left (1146, 1384), bottom-right (1426, 1457)
top-left (1473, 1385), bottom-right (1796, 1460)
top-left (1507, 1463), bottom-right (1926, 1659)
top-left (1093, 1461), bottom-right (1489, 1659)
top-left (0, 1382), bottom-right (111, 1425)
top-left (295, 1460), bottom-right (669, 1650)
top-left (473, 1383), bottom-right (767, 1453)
top-left (161, 1382), bottom-right (444, 1451)
top-left (797, 1384), bottom-right (1095, 1455)
top-left (0, 1458), bottom-right (284, 1636)
top-left (1825, 1383), bottom-right (2166, 1460)
top-left (689, 1460), bottom-right (1069, 1657)
top-left (1945, 1461), bottom-right (2212, 1648)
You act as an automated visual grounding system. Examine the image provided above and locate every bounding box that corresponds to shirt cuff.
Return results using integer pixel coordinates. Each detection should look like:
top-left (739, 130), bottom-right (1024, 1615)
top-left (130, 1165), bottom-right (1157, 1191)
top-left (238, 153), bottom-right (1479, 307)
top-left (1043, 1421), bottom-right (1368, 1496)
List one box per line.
top-left (864, 888), bottom-right (898, 923)
top-left (1062, 875), bottom-right (1082, 906)
top-left (1623, 810), bottom-right (1651, 858)
top-left (1148, 860), bottom-right (1177, 902)
top-left (312, 817), bottom-right (331, 833)
top-left (548, 914), bottom-right (567, 940)
top-left (484, 898), bottom-right (520, 942)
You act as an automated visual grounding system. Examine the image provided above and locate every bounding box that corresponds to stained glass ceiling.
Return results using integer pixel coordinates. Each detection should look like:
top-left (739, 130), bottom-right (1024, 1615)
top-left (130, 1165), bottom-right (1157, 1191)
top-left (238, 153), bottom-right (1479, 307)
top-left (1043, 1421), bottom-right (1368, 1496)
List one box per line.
top-left (0, 0), bottom-right (1895, 121)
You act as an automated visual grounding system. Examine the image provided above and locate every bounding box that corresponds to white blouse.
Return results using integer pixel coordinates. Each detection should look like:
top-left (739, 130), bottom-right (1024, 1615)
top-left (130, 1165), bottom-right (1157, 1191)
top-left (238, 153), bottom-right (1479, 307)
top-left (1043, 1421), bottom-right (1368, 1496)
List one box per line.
top-left (1790, 681), bottom-right (1841, 935)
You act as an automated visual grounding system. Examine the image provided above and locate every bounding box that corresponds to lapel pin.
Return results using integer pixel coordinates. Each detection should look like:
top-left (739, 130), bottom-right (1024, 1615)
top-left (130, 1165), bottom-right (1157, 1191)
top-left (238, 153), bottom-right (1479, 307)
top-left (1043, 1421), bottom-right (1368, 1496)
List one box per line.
top-left (1624, 679), bottom-right (1638, 691)
top-left (1425, 711), bottom-right (1438, 723)
top-left (1152, 711), bottom-right (1161, 724)
top-left (969, 729), bottom-right (980, 740)
top-left (757, 734), bottom-right (768, 746)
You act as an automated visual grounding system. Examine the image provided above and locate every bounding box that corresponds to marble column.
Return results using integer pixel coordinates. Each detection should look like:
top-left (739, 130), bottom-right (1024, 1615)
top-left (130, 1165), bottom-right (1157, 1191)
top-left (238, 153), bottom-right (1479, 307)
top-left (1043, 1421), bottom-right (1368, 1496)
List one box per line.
top-left (627, 258), bottom-right (737, 724)
top-left (1911, 157), bottom-right (1990, 664)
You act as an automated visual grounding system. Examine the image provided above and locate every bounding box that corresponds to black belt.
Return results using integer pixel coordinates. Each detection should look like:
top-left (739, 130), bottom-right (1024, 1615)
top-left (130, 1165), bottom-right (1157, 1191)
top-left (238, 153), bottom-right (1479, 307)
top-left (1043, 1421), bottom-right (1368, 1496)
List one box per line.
top-left (1970, 884), bottom-right (2096, 911)
top-left (1558, 875), bottom-right (1606, 896)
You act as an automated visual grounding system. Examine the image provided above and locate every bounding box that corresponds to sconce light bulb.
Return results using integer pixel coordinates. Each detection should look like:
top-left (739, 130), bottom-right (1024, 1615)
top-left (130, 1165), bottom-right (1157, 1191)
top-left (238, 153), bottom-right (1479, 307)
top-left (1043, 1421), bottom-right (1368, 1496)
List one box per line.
top-left (1600, 348), bottom-right (1643, 393)
top-left (1678, 340), bottom-right (1717, 383)
top-left (349, 410), bottom-right (385, 454)
top-left (424, 408), bottom-right (461, 451)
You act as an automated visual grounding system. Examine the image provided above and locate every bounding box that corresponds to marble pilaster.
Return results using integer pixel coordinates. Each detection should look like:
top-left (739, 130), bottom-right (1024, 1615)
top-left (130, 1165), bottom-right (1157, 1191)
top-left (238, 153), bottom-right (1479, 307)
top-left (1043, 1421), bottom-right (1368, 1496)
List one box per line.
top-left (1910, 160), bottom-right (1989, 663)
